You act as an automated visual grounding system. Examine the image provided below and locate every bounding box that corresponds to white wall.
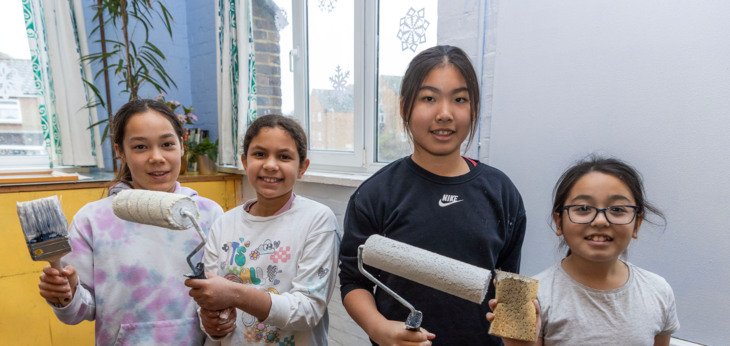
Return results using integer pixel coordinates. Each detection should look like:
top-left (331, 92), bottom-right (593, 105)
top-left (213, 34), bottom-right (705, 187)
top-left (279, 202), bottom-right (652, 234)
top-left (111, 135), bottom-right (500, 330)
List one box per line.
top-left (486, 1), bottom-right (730, 344)
top-left (438, 0), bottom-right (492, 159)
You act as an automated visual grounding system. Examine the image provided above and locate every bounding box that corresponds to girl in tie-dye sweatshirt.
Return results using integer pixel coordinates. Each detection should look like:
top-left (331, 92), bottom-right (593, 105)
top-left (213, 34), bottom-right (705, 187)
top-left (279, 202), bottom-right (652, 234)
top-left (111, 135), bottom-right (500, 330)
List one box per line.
top-left (38, 99), bottom-right (224, 345)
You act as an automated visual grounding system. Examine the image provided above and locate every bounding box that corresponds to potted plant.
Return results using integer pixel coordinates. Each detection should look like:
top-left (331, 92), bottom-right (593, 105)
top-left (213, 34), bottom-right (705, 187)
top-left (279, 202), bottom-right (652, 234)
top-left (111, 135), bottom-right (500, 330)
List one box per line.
top-left (83, 0), bottom-right (176, 171)
top-left (187, 137), bottom-right (218, 175)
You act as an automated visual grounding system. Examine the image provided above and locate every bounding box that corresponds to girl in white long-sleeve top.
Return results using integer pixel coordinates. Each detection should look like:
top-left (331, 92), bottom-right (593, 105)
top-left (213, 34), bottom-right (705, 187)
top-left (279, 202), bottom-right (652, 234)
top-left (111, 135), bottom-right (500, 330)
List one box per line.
top-left (185, 114), bottom-right (339, 345)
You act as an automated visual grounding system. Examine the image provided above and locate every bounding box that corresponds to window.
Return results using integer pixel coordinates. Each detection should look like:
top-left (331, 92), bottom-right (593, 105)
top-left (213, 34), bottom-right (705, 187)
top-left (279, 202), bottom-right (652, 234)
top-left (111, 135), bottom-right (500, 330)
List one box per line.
top-left (249, 0), bottom-right (438, 172)
top-left (374, 1), bottom-right (437, 163)
top-left (0, 0), bottom-right (50, 168)
top-left (0, 0), bottom-right (102, 170)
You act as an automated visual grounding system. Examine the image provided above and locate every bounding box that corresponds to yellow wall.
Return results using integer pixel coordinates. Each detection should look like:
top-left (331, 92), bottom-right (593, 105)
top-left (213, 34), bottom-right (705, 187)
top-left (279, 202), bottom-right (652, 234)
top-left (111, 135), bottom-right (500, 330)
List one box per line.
top-left (0, 177), bottom-right (240, 345)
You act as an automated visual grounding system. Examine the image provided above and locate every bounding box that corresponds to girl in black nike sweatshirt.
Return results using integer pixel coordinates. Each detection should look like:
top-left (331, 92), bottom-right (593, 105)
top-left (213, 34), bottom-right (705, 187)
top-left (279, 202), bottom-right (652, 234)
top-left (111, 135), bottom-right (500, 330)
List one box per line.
top-left (339, 45), bottom-right (527, 346)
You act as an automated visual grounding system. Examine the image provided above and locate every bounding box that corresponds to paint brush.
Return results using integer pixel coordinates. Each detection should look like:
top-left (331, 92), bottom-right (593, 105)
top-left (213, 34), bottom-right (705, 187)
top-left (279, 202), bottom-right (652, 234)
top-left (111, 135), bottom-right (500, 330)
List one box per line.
top-left (16, 195), bottom-right (72, 304)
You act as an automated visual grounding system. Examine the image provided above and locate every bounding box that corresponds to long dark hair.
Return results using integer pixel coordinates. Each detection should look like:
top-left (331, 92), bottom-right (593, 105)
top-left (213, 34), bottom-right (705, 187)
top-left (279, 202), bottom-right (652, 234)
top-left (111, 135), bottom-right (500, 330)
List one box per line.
top-left (110, 99), bottom-right (184, 186)
top-left (399, 45), bottom-right (480, 149)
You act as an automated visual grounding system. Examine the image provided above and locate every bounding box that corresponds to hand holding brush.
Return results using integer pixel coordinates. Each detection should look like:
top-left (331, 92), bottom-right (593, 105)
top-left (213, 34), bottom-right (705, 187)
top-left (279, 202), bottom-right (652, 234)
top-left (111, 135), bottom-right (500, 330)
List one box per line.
top-left (17, 196), bottom-right (73, 305)
top-left (38, 265), bottom-right (79, 306)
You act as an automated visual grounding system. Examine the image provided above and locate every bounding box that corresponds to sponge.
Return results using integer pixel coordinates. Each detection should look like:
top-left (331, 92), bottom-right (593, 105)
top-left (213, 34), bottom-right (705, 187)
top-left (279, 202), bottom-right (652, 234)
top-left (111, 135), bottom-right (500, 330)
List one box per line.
top-left (488, 270), bottom-right (539, 342)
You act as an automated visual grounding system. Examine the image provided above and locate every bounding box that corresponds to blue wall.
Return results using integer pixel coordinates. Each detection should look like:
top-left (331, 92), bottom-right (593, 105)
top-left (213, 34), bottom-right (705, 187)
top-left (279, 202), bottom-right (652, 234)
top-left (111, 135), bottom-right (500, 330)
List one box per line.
top-left (80, 0), bottom-right (217, 170)
top-left (185, 1), bottom-right (218, 142)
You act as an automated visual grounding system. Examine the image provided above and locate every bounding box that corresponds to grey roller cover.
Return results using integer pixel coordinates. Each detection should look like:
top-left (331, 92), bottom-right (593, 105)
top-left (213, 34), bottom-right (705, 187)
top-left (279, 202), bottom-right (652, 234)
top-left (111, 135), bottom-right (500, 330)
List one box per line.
top-left (112, 189), bottom-right (199, 230)
top-left (362, 234), bottom-right (491, 304)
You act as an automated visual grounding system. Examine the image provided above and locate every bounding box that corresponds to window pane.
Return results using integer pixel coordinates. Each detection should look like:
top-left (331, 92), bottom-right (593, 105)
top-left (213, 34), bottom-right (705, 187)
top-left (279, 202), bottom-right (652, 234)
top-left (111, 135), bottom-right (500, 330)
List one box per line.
top-left (251, 0), bottom-right (295, 118)
top-left (307, 0), bottom-right (355, 152)
top-left (0, 0), bottom-right (50, 168)
top-left (376, 1), bottom-right (438, 162)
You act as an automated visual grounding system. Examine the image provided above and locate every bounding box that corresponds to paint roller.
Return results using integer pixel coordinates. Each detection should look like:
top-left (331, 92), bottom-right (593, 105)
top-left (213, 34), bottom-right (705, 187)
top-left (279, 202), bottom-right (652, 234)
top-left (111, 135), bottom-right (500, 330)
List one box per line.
top-left (112, 189), bottom-right (206, 279)
top-left (358, 234), bottom-right (492, 330)
top-left (113, 189), bottom-right (235, 322)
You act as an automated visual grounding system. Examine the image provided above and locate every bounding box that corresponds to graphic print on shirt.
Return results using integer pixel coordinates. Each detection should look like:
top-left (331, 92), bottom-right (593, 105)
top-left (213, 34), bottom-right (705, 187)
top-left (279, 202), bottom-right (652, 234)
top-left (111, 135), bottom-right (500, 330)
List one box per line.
top-left (438, 194), bottom-right (463, 207)
top-left (303, 266), bottom-right (331, 297)
top-left (267, 264), bottom-right (283, 285)
top-left (221, 238), bottom-right (263, 285)
top-left (219, 236), bottom-right (296, 345)
top-left (316, 267), bottom-right (329, 279)
top-left (270, 246), bottom-right (292, 263)
top-left (243, 321), bottom-right (294, 344)
top-left (250, 239), bottom-right (281, 261)
top-left (221, 239), bottom-right (251, 266)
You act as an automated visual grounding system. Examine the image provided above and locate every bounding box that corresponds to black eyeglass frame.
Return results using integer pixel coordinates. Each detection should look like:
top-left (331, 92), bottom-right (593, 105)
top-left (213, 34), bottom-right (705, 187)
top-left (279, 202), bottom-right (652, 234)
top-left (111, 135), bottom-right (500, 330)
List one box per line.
top-left (560, 205), bottom-right (642, 225)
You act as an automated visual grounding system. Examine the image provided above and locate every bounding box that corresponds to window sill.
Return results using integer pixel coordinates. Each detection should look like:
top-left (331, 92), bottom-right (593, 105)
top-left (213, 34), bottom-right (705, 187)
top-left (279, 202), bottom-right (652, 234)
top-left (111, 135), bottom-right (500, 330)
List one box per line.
top-left (0, 170), bottom-right (81, 184)
top-left (218, 166), bottom-right (369, 188)
top-left (0, 169), bottom-right (239, 192)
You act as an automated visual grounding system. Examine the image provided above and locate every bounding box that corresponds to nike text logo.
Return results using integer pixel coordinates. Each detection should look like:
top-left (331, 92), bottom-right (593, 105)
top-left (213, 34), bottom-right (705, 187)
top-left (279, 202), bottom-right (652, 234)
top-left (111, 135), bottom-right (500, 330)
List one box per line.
top-left (438, 194), bottom-right (463, 207)
top-left (438, 200), bottom-right (463, 207)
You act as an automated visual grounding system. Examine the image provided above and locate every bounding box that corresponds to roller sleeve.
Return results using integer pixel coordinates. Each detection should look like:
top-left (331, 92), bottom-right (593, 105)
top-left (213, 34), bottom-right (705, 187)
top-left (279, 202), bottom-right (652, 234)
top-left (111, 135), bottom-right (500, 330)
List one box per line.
top-left (361, 234), bottom-right (491, 304)
top-left (112, 189), bottom-right (199, 230)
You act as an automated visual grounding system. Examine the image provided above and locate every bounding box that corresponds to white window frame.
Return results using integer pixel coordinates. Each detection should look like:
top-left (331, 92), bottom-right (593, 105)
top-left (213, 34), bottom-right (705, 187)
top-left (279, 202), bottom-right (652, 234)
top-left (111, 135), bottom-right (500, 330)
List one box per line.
top-left (290, 0), bottom-right (383, 173)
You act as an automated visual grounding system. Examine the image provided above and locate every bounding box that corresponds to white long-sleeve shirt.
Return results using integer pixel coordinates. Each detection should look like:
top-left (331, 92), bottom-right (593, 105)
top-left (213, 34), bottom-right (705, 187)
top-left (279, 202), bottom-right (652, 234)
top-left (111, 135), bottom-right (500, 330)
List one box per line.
top-left (202, 195), bottom-right (339, 345)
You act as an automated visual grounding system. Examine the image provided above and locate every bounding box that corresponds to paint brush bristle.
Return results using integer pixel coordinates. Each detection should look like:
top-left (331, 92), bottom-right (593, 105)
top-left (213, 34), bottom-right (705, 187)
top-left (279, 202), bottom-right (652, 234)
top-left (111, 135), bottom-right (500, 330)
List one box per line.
top-left (17, 196), bottom-right (71, 262)
top-left (17, 195), bottom-right (73, 305)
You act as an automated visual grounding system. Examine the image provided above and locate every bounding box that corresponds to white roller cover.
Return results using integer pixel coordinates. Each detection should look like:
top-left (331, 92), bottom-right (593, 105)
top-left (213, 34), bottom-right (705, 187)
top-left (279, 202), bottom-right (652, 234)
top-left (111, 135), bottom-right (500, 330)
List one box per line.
top-left (362, 234), bottom-right (491, 304)
top-left (112, 190), bottom-right (199, 230)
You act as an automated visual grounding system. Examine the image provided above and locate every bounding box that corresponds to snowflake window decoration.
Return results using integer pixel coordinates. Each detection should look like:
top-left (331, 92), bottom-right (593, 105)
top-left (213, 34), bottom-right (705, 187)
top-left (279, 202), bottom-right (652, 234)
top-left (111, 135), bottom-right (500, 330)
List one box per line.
top-left (397, 8), bottom-right (430, 52)
top-left (318, 0), bottom-right (337, 13)
top-left (274, 8), bottom-right (289, 31)
top-left (329, 65), bottom-right (350, 92)
top-left (329, 65), bottom-right (351, 108)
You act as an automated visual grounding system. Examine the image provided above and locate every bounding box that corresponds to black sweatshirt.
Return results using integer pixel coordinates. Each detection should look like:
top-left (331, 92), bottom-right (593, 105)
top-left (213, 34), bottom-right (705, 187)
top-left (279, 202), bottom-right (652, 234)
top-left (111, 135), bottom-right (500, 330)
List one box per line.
top-left (339, 156), bottom-right (527, 345)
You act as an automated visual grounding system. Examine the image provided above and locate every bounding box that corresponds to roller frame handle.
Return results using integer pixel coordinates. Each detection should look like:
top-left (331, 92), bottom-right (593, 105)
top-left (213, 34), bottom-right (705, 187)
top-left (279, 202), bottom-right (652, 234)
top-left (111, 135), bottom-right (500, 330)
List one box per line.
top-left (357, 245), bottom-right (423, 331)
top-left (179, 211), bottom-right (232, 319)
top-left (181, 210), bottom-right (206, 280)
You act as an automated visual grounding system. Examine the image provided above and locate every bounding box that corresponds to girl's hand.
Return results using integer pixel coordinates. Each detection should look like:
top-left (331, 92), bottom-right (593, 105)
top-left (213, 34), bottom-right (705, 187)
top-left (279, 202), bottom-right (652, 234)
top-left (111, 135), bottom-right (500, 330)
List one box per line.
top-left (486, 298), bottom-right (541, 346)
top-left (185, 272), bottom-right (238, 311)
top-left (200, 307), bottom-right (237, 338)
top-left (370, 319), bottom-right (435, 346)
top-left (38, 265), bottom-right (78, 306)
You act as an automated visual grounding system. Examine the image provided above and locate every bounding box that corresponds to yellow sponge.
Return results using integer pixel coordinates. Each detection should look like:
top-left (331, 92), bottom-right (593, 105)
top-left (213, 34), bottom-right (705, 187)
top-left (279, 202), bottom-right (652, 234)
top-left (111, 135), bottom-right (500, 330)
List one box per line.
top-left (488, 270), bottom-right (539, 342)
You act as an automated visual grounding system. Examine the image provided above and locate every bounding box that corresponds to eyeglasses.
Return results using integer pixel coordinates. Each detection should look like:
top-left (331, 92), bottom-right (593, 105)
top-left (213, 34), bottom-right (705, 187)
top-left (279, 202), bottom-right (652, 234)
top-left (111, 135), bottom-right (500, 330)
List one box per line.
top-left (561, 205), bottom-right (641, 225)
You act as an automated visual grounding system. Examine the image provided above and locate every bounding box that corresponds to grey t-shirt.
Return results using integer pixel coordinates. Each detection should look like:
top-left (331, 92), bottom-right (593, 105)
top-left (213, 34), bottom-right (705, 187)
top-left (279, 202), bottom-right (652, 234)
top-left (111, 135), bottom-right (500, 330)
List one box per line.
top-left (535, 261), bottom-right (679, 345)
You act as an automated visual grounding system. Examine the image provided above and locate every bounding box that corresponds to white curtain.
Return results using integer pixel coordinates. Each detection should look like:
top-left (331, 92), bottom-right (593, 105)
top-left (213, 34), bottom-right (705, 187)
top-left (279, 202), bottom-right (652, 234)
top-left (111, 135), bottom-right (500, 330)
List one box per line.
top-left (217, 0), bottom-right (257, 169)
top-left (25, 0), bottom-right (104, 168)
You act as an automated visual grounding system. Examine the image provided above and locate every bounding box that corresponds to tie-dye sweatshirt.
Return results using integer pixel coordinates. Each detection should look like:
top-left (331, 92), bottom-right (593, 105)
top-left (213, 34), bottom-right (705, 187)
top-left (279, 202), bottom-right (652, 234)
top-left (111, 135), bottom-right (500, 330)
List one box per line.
top-left (201, 195), bottom-right (339, 346)
top-left (52, 182), bottom-right (224, 345)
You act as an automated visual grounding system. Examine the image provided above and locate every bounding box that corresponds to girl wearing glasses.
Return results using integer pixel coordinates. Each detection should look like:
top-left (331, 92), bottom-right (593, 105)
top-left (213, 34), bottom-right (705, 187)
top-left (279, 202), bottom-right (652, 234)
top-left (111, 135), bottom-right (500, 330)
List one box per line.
top-left (490, 155), bottom-right (679, 345)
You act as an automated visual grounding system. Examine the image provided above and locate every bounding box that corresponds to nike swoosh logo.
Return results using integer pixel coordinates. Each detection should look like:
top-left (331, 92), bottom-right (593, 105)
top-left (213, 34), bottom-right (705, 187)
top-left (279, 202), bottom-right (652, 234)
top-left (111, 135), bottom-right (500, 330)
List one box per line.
top-left (438, 199), bottom-right (463, 207)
